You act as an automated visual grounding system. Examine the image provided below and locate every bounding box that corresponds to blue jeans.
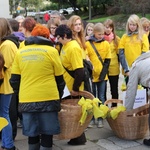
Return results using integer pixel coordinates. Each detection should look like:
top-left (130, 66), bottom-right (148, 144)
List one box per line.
top-left (22, 111), bottom-right (60, 137)
top-left (0, 94), bottom-right (14, 149)
top-left (92, 81), bottom-right (106, 121)
top-left (92, 80), bottom-right (106, 104)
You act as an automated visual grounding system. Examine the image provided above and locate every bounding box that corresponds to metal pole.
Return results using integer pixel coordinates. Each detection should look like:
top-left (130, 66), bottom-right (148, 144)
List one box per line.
top-left (89, 0), bottom-right (91, 20)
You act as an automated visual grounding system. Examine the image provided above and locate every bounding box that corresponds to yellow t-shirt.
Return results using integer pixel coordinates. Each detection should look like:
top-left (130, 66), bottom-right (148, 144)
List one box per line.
top-left (0, 40), bottom-right (18, 94)
top-left (11, 44), bottom-right (64, 103)
top-left (118, 33), bottom-right (149, 68)
top-left (86, 40), bottom-right (111, 82)
top-left (19, 41), bottom-right (25, 49)
top-left (60, 40), bottom-right (84, 91)
top-left (108, 36), bottom-right (120, 76)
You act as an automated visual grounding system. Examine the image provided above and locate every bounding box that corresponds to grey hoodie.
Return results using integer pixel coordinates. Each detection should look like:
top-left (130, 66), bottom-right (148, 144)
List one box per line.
top-left (125, 51), bottom-right (150, 110)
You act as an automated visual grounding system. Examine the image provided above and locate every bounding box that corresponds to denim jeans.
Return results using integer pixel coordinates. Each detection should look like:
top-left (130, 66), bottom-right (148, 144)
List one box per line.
top-left (0, 94), bottom-right (14, 149)
top-left (92, 80), bottom-right (107, 104)
top-left (92, 81), bottom-right (107, 121)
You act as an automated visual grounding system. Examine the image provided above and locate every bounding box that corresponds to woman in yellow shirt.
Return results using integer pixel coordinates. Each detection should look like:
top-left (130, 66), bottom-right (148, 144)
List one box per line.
top-left (119, 14), bottom-right (149, 84)
top-left (0, 18), bottom-right (19, 150)
top-left (10, 24), bottom-right (65, 150)
top-left (103, 19), bottom-right (120, 101)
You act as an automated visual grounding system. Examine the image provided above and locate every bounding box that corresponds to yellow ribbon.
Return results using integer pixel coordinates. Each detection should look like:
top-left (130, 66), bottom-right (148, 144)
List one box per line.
top-left (78, 97), bottom-right (93, 125)
top-left (109, 106), bottom-right (126, 120)
top-left (0, 117), bottom-right (8, 131)
top-left (78, 97), bottom-right (110, 125)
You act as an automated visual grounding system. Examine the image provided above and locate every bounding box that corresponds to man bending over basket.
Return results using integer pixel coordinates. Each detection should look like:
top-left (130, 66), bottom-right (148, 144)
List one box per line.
top-left (125, 51), bottom-right (150, 146)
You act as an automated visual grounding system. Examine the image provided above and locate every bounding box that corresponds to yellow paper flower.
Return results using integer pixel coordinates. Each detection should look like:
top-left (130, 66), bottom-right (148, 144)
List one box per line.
top-left (78, 97), bottom-right (93, 125)
top-left (99, 105), bottom-right (109, 119)
top-left (78, 97), bottom-right (110, 124)
top-left (110, 106), bottom-right (126, 119)
top-left (0, 117), bottom-right (8, 131)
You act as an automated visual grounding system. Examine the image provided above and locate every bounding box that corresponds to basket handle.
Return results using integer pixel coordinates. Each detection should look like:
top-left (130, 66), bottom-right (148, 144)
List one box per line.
top-left (78, 91), bottom-right (95, 100)
top-left (124, 103), bottom-right (149, 115)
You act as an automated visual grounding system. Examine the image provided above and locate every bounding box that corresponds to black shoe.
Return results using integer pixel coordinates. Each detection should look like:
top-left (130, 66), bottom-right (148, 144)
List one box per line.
top-left (67, 133), bottom-right (86, 146)
top-left (67, 140), bottom-right (85, 145)
top-left (143, 138), bottom-right (150, 146)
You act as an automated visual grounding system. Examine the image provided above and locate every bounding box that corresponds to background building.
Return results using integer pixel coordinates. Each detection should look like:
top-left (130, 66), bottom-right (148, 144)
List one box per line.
top-left (0, 0), bottom-right (11, 18)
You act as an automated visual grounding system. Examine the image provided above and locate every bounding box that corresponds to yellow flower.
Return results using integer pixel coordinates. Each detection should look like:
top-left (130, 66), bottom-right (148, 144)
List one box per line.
top-left (110, 106), bottom-right (126, 119)
top-left (0, 117), bottom-right (8, 131)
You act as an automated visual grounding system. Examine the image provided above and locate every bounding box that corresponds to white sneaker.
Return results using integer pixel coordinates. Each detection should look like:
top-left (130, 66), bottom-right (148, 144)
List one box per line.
top-left (97, 120), bottom-right (103, 128)
top-left (88, 120), bottom-right (95, 128)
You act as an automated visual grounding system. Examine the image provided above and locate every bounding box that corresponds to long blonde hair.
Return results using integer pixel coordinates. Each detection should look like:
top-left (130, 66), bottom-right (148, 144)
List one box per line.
top-left (126, 14), bottom-right (143, 40)
top-left (84, 22), bottom-right (94, 36)
top-left (67, 15), bottom-right (86, 50)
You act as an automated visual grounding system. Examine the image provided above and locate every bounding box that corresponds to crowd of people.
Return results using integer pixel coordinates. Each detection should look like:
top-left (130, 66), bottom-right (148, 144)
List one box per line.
top-left (0, 11), bottom-right (150, 150)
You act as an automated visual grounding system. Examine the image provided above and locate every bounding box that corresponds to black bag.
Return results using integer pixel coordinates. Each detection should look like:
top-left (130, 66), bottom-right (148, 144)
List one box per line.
top-left (83, 59), bottom-right (93, 79)
top-left (63, 59), bottom-right (93, 80)
top-left (63, 60), bottom-right (93, 92)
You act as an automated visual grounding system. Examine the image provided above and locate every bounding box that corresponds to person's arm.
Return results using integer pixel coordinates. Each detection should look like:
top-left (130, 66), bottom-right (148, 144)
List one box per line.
top-left (55, 75), bottom-right (65, 99)
top-left (124, 66), bottom-right (139, 110)
top-left (119, 49), bottom-right (129, 74)
top-left (73, 68), bottom-right (84, 91)
top-left (9, 74), bottom-right (21, 94)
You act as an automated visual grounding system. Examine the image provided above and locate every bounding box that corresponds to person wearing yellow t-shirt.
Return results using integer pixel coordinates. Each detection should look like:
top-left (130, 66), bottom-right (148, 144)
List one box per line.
top-left (0, 18), bottom-right (19, 150)
top-left (103, 19), bottom-right (120, 101)
top-left (118, 14), bottom-right (149, 84)
top-left (55, 24), bottom-right (86, 146)
top-left (67, 15), bottom-right (93, 93)
top-left (10, 24), bottom-right (65, 150)
top-left (85, 23), bottom-right (111, 128)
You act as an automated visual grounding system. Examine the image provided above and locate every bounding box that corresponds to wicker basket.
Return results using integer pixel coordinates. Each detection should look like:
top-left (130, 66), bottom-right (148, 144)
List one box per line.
top-left (54, 91), bottom-right (94, 140)
top-left (105, 99), bottom-right (149, 140)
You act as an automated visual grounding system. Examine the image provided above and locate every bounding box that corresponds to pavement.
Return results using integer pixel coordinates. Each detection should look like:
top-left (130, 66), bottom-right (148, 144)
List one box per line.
top-left (2, 75), bottom-right (150, 150)
top-left (14, 121), bottom-right (150, 150)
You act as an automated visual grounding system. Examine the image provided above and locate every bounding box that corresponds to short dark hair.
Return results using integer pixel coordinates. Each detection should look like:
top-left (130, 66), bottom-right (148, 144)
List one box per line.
top-left (55, 24), bottom-right (72, 39)
top-left (8, 19), bottom-right (19, 32)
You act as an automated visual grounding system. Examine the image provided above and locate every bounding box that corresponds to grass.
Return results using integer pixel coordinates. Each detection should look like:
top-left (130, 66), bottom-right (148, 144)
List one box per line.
top-left (84, 14), bottom-right (127, 37)
top-left (82, 13), bottom-right (150, 37)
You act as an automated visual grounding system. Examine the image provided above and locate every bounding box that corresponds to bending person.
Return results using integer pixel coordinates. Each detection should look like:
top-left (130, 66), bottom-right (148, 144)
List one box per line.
top-left (125, 51), bottom-right (150, 147)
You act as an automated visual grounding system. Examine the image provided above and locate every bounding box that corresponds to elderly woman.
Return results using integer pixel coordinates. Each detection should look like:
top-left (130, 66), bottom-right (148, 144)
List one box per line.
top-left (10, 24), bottom-right (65, 150)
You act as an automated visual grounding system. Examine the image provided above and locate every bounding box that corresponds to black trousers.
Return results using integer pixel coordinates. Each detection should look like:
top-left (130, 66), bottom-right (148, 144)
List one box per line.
top-left (108, 75), bottom-right (119, 99)
top-left (9, 93), bottom-right (18, 140)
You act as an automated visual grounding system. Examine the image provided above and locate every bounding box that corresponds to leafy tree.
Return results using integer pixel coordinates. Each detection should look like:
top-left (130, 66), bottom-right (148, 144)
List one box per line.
top-left (120, 0), bottom-right (150, 15)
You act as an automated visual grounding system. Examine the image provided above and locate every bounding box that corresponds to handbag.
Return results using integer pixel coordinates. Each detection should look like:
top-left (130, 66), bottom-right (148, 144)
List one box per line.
top-left (63, 59), bottom-right (93, 80)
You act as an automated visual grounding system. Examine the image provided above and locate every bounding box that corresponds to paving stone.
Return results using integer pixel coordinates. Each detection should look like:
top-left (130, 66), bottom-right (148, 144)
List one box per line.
top-left (97, 139), bottom-right (123, 150)
top-left (108, 136), bottom-right (140, 148)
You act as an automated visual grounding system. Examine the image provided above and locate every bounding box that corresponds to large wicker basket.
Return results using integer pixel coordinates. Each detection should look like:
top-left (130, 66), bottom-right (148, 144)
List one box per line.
top-left (54, 91), bottom-right (94, 140)
top-left (105, 99), bottom-right (149, 140)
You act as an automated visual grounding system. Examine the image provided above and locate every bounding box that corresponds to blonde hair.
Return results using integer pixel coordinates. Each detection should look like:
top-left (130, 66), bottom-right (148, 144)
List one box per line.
top-left (103, 19), bottom-right (118, 47)
top-left (140, 17), bottom-right (150, 29)
top-left (0, 18), bottom-right (12, 44)
top-left (47, 19), bottom-right (61, 30)
top-left (84, 23), bottom-right (94, 36)
top-left (67, 15), bottom-right (86, 50)
top-left (126, 14), bottom-right (143, 40)
top-left (93, 23), bottom-right (105, 33)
